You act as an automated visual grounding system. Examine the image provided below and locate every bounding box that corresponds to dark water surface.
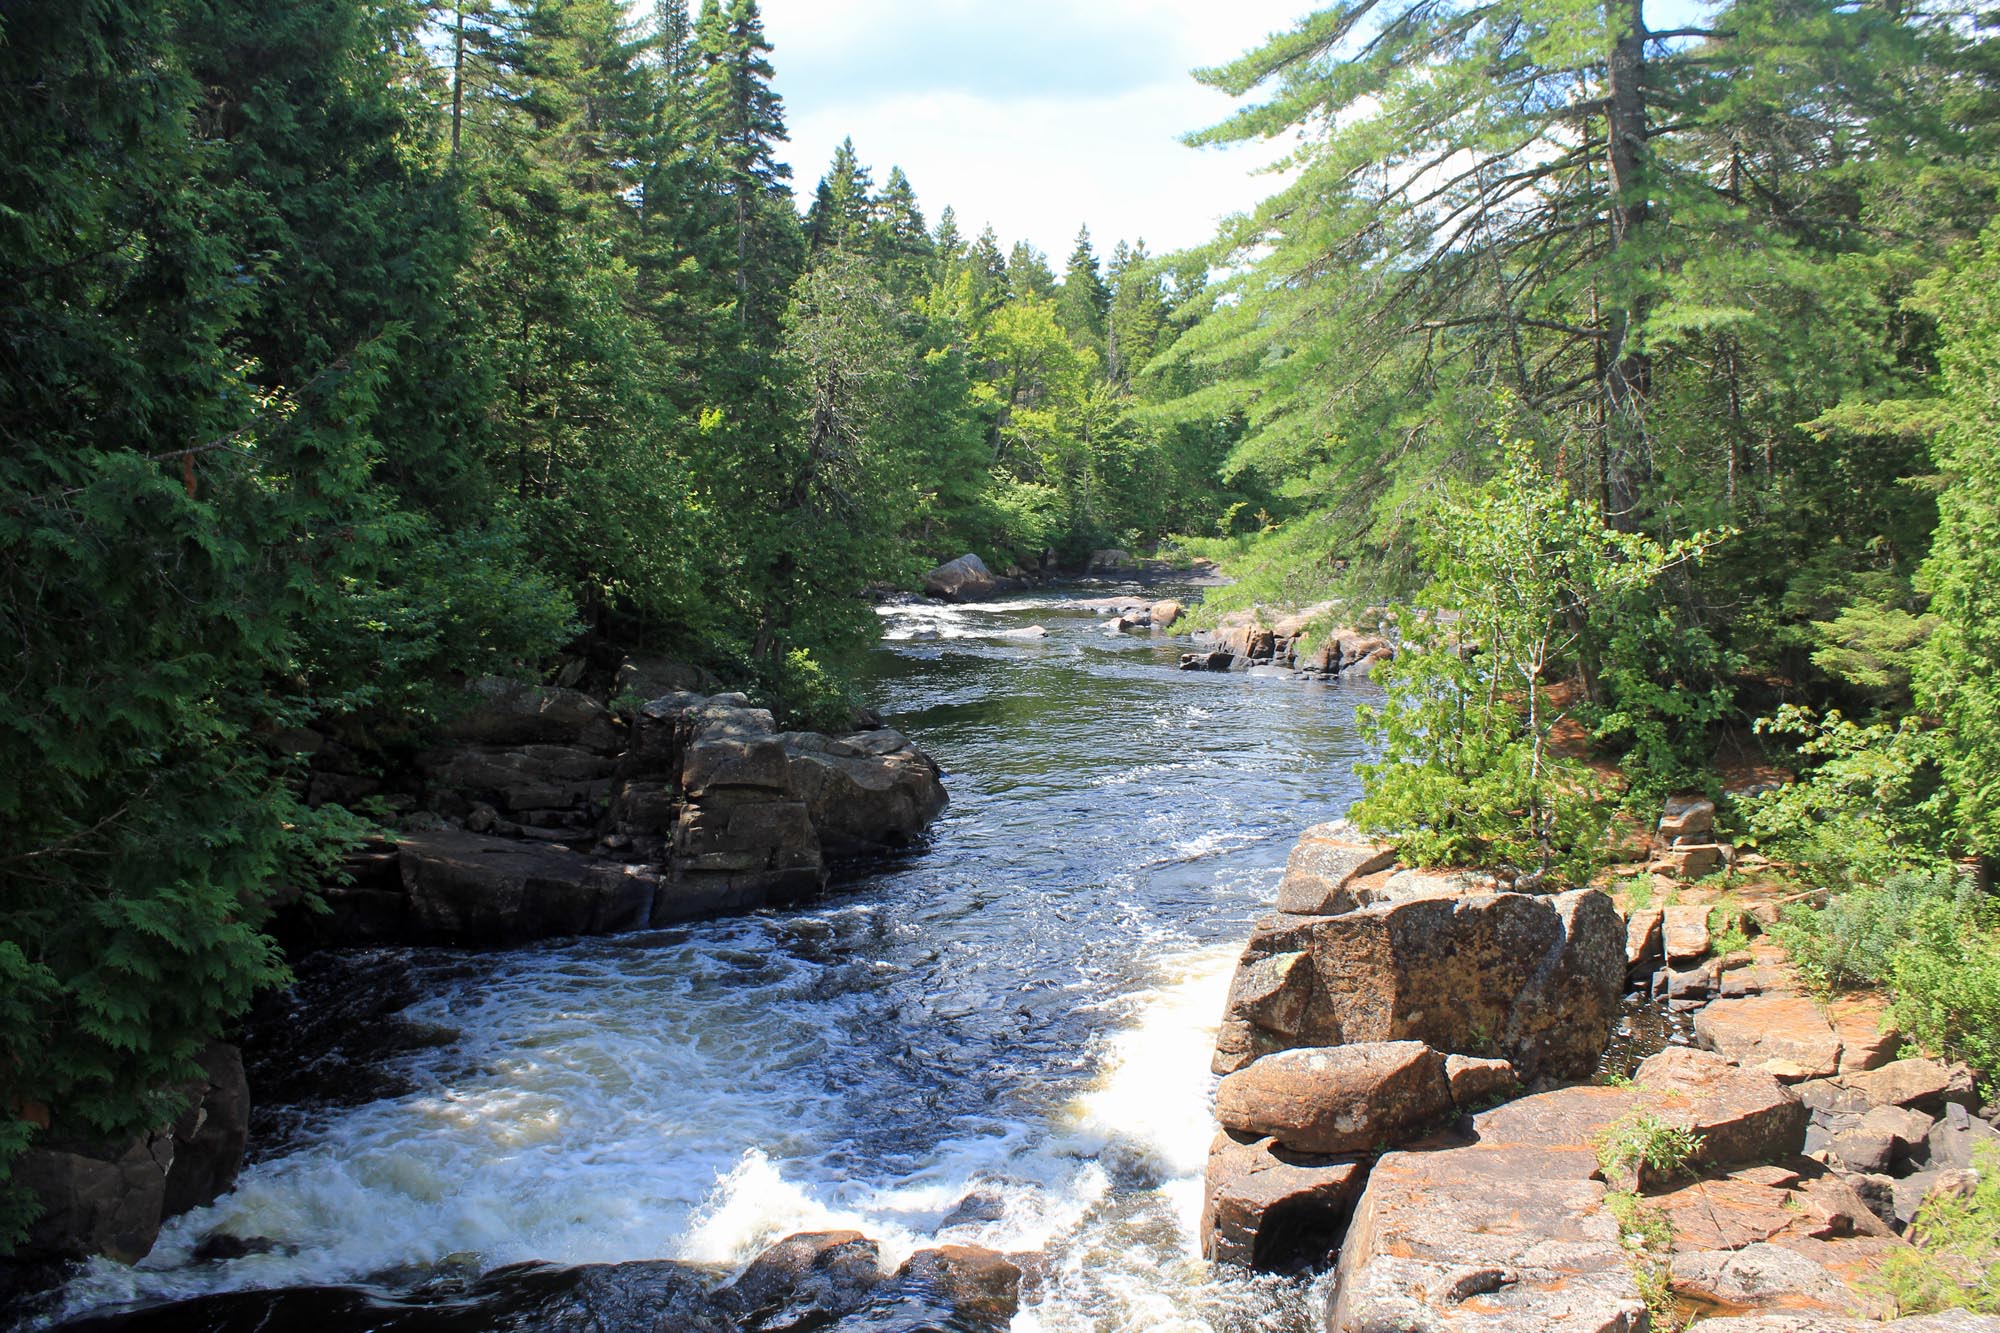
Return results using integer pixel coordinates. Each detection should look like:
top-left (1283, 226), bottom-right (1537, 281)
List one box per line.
top-left (41, 586), bottom-right (1378, 1331)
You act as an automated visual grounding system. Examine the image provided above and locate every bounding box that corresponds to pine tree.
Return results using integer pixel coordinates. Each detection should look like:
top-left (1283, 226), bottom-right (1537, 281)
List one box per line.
top-left (1105, 238), bottom-right (1167, 387)
top-left (967, 224), bottom-right (1010, 317)
top-left (695, 0), bottom-right (800, 345)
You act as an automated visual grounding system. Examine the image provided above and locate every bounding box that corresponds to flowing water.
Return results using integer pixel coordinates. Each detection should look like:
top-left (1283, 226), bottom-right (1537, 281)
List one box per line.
top-left (40, 585), bottom-right (1380, 1331)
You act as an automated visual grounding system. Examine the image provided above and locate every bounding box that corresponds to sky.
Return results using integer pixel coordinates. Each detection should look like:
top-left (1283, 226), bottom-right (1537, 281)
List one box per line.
top-left (758, 0), bottom-right (1310, 264)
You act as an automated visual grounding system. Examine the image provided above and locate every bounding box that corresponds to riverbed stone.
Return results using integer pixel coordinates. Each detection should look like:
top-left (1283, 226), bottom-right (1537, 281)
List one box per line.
top-left (395, 829), bottom-right (658, 943)
top-left (781, 730), bottom-right (946, 858)
top-left (1213, 889), bottom-right (1625, 1081)
top-left (1271, 821), bottom-right (1397, 915)
top-left (922, 553), bottom-right (999, 602)
top-left (719, 1230), bottom-right (885, 1328)
top-left (1445, 1054), bottom-right (1520, 1107)
top-left (1659, 794), bottom-right (1717, 843)
top-left (1199, 1131), bottom-right (1367, 1269)
top-left (1215, 1041), bottom-right (1452, 1154)
top-left (1926, 1102), bottom-right (2000, 1170)
top-left (1467, 1048), bottom-right (1807, 1176)
top-left (161, 1042), bottom-right (249, 1219)
top-left (888, 1246), bottom-right (1024, 1328)
top-left (1840, 1057), bottom-right (1978, 1114)
top-left (1626, 907), bottom-right (1664, 968)
top-left (1696, 994), bottom-right (1844, 1082)
top-left (8, 1129), bottom-right (176, 1265)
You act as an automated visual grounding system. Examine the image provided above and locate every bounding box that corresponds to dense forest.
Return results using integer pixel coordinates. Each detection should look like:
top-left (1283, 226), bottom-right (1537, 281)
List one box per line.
top-left (4, 0), bottom-right (2000, 1264)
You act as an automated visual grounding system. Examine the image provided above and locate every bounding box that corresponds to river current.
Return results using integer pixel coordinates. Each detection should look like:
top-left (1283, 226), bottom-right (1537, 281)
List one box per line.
top-left (44, 585), bottom-right (1379, 1331)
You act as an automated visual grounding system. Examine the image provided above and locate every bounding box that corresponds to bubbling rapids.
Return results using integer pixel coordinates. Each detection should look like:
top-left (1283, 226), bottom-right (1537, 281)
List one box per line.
top-left (43, 584), bottom-right (1373, 1330)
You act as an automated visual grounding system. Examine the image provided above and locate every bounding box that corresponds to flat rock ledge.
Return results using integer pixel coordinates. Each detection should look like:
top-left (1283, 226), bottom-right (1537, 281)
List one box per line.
top-left (292, 678), bottom-right (947, 948)
top-left (1200, 820), bottom-right (2000, 1333)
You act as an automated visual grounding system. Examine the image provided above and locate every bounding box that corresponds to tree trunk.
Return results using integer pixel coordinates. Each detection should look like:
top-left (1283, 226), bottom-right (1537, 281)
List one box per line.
top-left (1602, 0), bottom-right (1650, 530)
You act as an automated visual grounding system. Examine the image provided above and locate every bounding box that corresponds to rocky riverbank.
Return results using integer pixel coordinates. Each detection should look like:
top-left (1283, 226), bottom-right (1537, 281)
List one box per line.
top-left (4, 672), bottom-right (950, 1284)
top-left (51, 1230), bottom-right (1029, 1332)
top-left (1203, 819), bottom-right (2000, 1331)
top-left (286, 676), bottom-right (947, 948)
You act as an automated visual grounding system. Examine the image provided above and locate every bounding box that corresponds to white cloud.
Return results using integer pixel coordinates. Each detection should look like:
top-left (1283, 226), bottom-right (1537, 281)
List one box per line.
top-left (759, 0), bottom-right (1306, 259)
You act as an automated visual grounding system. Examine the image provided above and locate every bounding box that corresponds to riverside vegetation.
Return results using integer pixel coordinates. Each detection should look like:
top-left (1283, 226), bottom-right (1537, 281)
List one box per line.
top-left (5, 0), bottom-right (2000, 1312)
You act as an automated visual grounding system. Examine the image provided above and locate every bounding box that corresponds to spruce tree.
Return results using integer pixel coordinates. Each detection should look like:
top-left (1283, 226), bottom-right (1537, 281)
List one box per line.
top-left (1055, 224), bottom-right (1110, 353)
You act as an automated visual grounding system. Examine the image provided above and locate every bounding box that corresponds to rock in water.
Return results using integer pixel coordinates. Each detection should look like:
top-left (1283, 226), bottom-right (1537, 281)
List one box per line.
top-left (1215, 1041), bottom-right (1453, 1154)
top-left (1213, 889), bottom-right (1625, 1080)
top-left (1200, 1131), bottom-right (1367, 1268)
top-left (921, 553), bottom-right (999, 602)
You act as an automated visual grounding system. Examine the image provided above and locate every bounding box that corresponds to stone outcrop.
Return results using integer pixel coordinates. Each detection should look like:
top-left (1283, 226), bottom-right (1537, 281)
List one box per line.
top-left (11, 1042), bottom-right (249, 1267)
top-left (297, 682), bottom-right (946, 947)
top-left (49, 1232), bottom-right (1026, 1332)
top-left (1331, 1139), bottom-right (1648, 1333)
top-left (921, 552), bottom-right (1000, 602)
top-left (1215, 1041), bottom-right (1453, 1154)
top-left (1213, 887), bottom-right (1625, 1080)
top-left (1177, 603), bottom-right (1397, 678)
top-left (1271, 821), bottom-right (1398, 915)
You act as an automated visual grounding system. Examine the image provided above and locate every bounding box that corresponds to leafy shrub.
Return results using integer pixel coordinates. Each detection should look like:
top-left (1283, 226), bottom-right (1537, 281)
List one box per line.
top-left (1741, 705), bottom-right (1954, 888)
top-left (755, 648), bottom-right (857, 734)
top-left (1595, 1111), bottom-right (1704, 1186)
top-left (1605, 1189), bottom-right (1681, 1326)
top-left (1350, 436), bottom-right (1720, 887)
top-left (1868, 1144), bottom-right (2000, 1315)
top-left (1773, 867), bottom-right (2000, 1089)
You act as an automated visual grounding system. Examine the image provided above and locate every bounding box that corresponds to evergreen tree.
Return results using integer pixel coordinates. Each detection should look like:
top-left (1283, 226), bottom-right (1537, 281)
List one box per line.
top-left (1105, 239), bottom-right (1167, 387)
top-left (803, 136), bottom-right (875, 252)
top-left (872, 165), bottom-right (935, 296)
top-left (695, 0), bottom-right (800, 345)
top-left (1007, 241), bottom-right (1057, 303)
top-left (1055, 224), bottom-right (1110, 353)
top-left (967, 224), bottom-right (1010, 317)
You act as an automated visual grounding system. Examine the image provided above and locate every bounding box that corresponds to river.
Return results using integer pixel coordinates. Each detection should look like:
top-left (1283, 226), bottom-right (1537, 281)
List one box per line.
top-left (40, 584), bottom-right (1379, 1331)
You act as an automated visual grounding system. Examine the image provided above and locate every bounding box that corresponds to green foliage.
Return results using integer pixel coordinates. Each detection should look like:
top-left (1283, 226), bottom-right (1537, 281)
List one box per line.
top-left (1604, 1190), bottom-right (1681, 1327)
top-left (1914, 218), bottom-right (2000, 857)
top-left (1351, 436), bottom-right (1718, 885)
top-left (1742, 706), bottom-right (1954, 888)
top-left (1772, 867), bottom-right (2000, 1086)
top-left (1868, 1144), bottom-right (2000, 1315)
top-left (1594, 1112), bottom-right (1704, 1185)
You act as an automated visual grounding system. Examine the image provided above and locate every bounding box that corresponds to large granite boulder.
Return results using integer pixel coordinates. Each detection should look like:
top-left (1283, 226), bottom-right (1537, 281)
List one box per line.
top-left (1200, 1131), bottom-right (1367, 1268)
top-left (1697, 994), bottom-right (1844, 1082)
top-left (717, 1230), bottom-right (885, 1328)
top-left (1467, 1047), bottom-right (1808, 1175)
top-left (781, 729), bottom-right (948, 858)
top-left (440, 675), bottom-right (625, 753)
top-left (393, 830), bottom-right (659, 944)
top-left (1213, 889), bottom-right (1625, 1080)
top-left (922, 553), bottom-right (999, 602)
top-left (161, 1042), bottom-right (249, 1219)
top-left (8, 1130), bottom-right (177, 1265)
top-left (1215, 1041), bottom-right (1452, 1154)
top-left (11, 1043), bottom-right (249, 1267)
